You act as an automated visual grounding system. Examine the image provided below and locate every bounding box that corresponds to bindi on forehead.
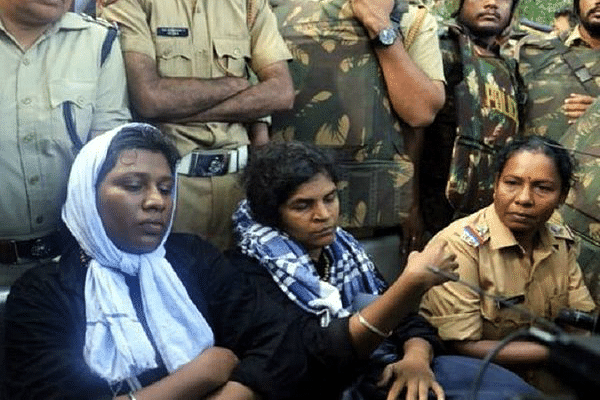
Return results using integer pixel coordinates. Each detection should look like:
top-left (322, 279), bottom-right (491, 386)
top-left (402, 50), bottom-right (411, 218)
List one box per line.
top-left (117, 149), bottom-right (139, 166)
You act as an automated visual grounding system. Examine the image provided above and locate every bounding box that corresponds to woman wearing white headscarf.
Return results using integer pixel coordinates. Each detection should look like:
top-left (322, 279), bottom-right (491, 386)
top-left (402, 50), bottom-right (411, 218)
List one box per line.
top-left (4, 123), bottom-right (246, 399)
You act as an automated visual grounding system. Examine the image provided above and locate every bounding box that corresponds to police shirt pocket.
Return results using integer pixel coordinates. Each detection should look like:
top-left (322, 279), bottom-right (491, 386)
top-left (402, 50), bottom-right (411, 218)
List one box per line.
top-left (49, 80), bottom-right (95, 150)
top-left (155, 39), bottom-right (193, 77)
top-left (212, 37), bottom-right (251, 77)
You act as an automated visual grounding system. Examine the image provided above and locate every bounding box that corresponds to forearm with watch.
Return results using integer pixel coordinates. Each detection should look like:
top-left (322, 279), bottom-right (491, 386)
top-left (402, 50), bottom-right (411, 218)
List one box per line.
top-left (351, 0), bottom-right (445, 127)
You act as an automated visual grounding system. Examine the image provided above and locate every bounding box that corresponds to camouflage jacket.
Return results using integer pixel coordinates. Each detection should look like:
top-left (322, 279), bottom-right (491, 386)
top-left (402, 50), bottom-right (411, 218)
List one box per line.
top-left (270, 0), bottom-right (436, 230)
top-left (560, 97), bottom-right (600, 249)
top-left (559, 97), bottom-right (600, 306)
top-left (424, 23), bottom-right (520, 217)
top-left (519, 27), bottom-right (600, 141)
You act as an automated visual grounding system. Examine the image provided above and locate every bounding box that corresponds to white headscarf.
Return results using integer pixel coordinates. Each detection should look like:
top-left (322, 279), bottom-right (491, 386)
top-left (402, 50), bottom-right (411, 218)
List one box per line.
top-left (61, 123), bottom-right (214, 385)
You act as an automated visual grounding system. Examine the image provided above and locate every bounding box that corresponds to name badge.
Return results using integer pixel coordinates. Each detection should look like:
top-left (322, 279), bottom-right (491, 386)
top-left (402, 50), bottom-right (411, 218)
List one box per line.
top-left (157, 27), bottom-right (189, 37)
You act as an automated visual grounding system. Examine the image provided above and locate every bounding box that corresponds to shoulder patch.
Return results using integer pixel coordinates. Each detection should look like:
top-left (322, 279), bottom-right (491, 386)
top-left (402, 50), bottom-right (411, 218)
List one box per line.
top-left (460, 224), bottom-right (490, 247)
top-left (548, 222), bottom-right (575, 241)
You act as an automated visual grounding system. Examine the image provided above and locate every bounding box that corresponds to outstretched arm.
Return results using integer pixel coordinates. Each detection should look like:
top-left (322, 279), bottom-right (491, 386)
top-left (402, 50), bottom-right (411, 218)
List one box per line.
top-left (351, 0), bottom-right (445, 127)
top-left (349, 241), bottom-right (458, 358)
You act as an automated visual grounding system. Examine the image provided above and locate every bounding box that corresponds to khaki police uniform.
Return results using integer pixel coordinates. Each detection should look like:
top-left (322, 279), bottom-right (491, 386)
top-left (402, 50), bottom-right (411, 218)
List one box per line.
top-left (101, 0), bottom-right (292, 250)
top-left (0, 13), bottom-right (131, 285)
top-left (399, 4), bottom-right (446, 82)
top-left (420, 205), bottom-right (596, 342)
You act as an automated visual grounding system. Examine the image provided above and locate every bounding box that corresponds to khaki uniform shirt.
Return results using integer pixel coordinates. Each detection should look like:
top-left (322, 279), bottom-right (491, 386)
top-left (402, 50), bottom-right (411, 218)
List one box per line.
top-left (420, 205), bottom-right (596, 341)
top-left (101, 0), bottom-right (292, 155)
top-left (0, 13), bottom-right (130, 240)
top-left (399, 4), bottom-right (445, 83)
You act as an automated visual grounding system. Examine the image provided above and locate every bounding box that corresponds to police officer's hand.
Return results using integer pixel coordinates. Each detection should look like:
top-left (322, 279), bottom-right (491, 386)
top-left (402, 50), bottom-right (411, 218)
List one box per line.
top-left (563, 93), bottom-right (596, 124)
top-left (351, 0), bottom-right (394, 38)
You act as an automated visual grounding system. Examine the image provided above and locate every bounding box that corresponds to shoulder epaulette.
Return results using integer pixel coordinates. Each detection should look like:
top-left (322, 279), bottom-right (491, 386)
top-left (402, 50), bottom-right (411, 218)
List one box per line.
top-left (459, 223), bottom-right (490, 248)
top-left (80, 14), bottom-right (118, 30)
top-left (519, 32), bottom-right (560, 49)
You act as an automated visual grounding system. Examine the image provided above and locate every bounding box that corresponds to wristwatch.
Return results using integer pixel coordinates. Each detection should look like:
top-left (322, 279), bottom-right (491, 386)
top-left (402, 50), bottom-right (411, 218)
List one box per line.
top-left (372, 26), bottom-right (398, 47)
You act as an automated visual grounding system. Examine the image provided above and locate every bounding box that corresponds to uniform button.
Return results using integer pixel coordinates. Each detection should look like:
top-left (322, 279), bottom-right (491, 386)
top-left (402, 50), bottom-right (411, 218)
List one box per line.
top-left (22, 97), bottom-right (32, 105)
top-left (29, 175), bottom-right (40, 184)
top-left (35, 216), bottom-right (44, 224)
top-left (77, 96), bottom-right (85, 106)
top-left (22, 134), bottom-right (35, 143)
top-left (23, 58), bottom-right (30, 66)
top-left (233, 48), bottom-right (241, 57)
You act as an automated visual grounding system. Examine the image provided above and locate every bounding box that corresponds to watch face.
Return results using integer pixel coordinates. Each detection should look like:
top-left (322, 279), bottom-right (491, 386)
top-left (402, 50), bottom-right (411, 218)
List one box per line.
top-left (378, 27), bottom-right (397, 46)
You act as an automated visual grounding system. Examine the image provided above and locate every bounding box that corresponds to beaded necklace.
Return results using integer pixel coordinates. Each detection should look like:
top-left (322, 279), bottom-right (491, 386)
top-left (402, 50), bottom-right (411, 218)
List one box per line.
top-left (315, 251), bottom-right (332, 282)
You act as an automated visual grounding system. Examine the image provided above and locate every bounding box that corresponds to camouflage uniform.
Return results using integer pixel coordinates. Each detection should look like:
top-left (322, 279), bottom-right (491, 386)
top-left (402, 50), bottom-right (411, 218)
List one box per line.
top-left (519, 26), bottom-right (600, 141)
top-left (420, 22), bottom-right (521, 235)
top-left (559, 97), bottom-right (600, 306)
top-left (519, 25), bottom-right (600, 306)
top-left (270, 0), bottom-right (444, 231)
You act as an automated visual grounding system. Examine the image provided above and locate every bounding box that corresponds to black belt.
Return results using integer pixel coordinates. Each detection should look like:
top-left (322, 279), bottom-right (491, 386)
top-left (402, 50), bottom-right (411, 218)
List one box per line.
top-left (0, 232), bottom-right (61, 265)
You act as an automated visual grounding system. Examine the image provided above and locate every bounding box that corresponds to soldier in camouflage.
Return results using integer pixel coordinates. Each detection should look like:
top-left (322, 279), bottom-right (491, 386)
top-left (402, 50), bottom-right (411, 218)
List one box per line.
top-left (270, 0), bottom-right (446, 251)
top-left (518, 0), bottom-right (600, 142)
top-left (557, 97), bottom-right (600, 306)
top-left (420, 0), bottom-right (522, 237)
top-left (518, 0), bottom-right (600, 308)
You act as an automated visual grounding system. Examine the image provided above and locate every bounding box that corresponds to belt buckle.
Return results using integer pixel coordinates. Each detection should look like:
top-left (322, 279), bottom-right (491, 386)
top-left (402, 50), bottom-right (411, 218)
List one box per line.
top-left (190, 152), bottom-right (230, 177)
top-left (30, 238), bottom-right (53, 259)
top-left (178, 145), bottom-right (248, 177)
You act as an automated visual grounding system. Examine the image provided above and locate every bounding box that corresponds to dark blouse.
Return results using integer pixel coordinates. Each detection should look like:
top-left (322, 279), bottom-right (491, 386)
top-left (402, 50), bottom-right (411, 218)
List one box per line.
top-left (218, 250), bottom-right (444, 400)
top-left (5, 232), bottom-right (443, 400)
top-left (4, 233), bottom-right (220, 400)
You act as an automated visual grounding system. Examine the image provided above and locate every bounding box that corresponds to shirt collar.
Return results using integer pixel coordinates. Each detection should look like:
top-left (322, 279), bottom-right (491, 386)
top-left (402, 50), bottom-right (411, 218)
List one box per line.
top-left (485, 205), bottom-right (558, 252)
top-left (0, 12), bottom-right (88, 47)
top-left (565, 25), bottom-right (590, 48)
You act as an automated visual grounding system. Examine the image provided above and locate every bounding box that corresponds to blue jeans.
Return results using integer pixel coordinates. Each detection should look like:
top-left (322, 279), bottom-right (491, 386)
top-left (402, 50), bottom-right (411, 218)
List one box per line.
top-left (433, 355), bottom-right (541, 400)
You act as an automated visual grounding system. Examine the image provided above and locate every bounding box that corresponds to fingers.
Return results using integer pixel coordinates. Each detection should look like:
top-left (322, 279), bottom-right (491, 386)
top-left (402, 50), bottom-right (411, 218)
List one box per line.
top-left (385, 378), bottom-right (406, 400)
top-left (564, 94), bottom-right (595, 123)
top-left (565, 93), bottom-right (595, 104)
top-left (378, 364), bottom-right (394, 387)
top-left (418, 380), bottom-right (430, 400)
top-left (431, 381), bottom-right (445, 400)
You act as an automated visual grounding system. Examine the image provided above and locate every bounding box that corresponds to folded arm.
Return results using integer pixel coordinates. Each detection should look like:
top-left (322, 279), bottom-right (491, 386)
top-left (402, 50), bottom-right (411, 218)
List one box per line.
top-left (123, 51), bottom-right (293, 123)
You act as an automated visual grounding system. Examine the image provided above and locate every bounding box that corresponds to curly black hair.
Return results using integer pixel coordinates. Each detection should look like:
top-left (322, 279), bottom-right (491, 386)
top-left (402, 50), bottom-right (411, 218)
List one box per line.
top-left (242, 141), bottom-right (338, 228)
